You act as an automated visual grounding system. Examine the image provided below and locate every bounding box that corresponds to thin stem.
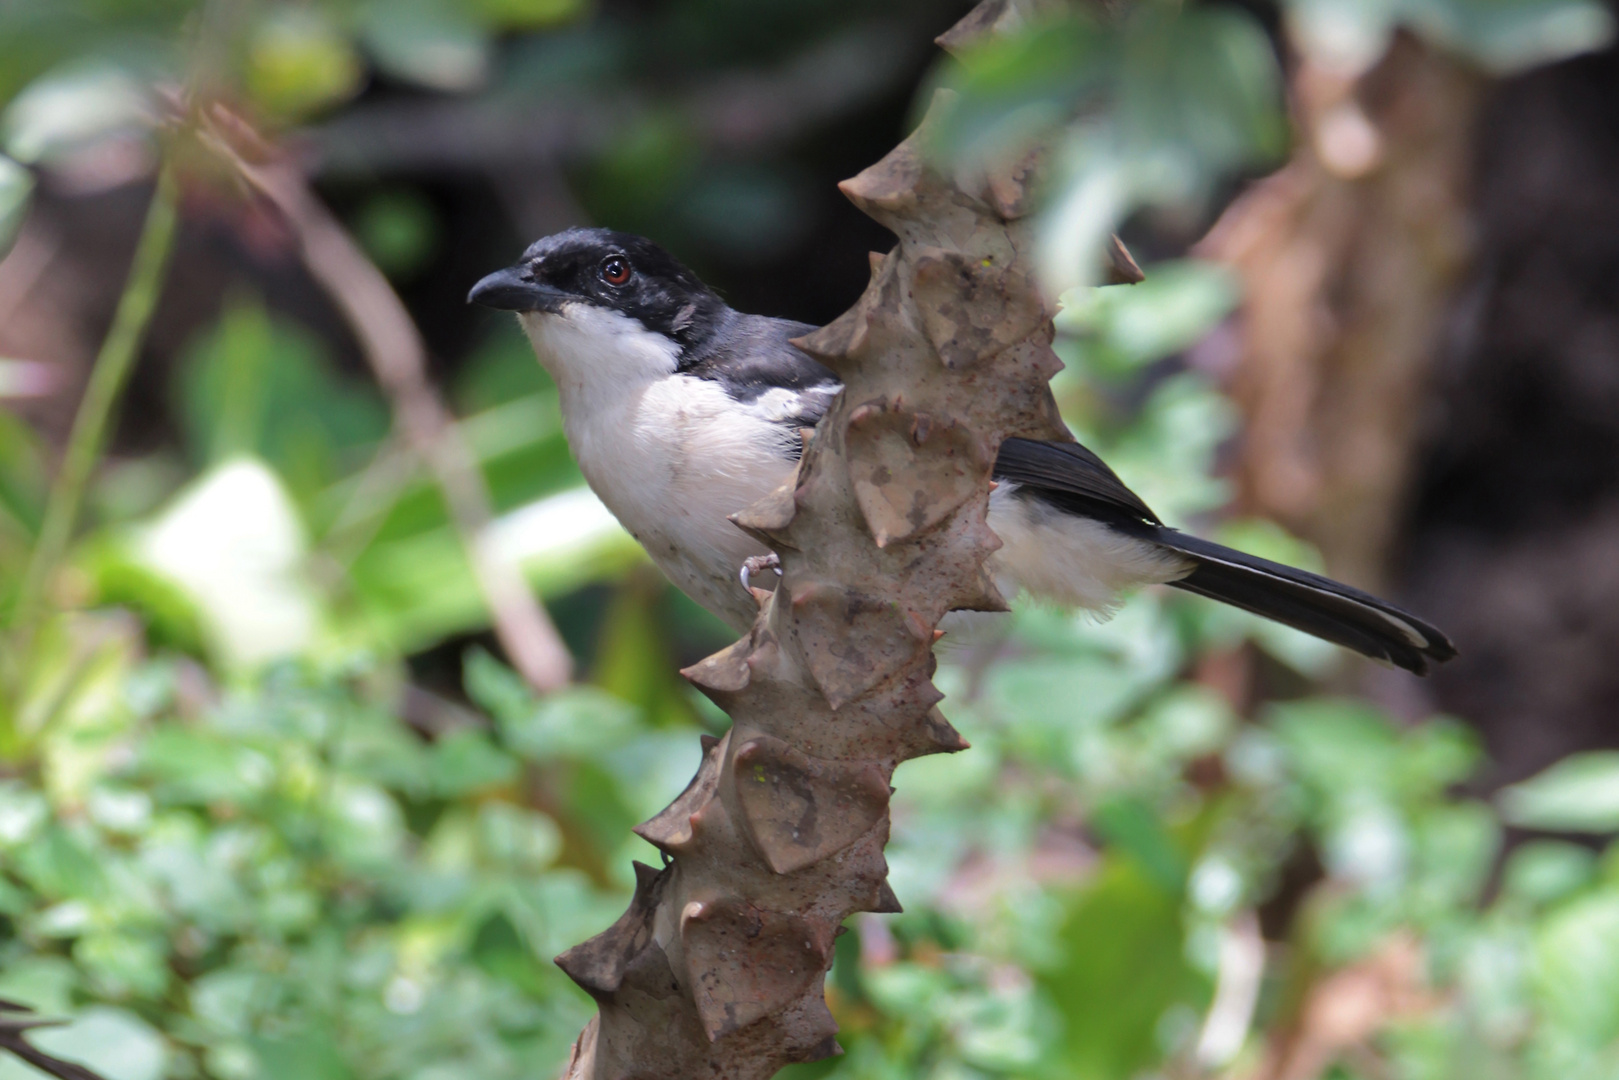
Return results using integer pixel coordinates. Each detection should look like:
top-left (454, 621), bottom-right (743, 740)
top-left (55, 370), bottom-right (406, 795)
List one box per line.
top-left (9, 163), bottom-right (179, 634)
top-left (198, 111), bottom-right (574, 691)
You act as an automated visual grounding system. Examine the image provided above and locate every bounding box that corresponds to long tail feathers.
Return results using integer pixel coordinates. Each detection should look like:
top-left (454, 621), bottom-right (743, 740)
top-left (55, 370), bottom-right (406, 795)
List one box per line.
top-left (1151, 529), bottom-right (1457, 675)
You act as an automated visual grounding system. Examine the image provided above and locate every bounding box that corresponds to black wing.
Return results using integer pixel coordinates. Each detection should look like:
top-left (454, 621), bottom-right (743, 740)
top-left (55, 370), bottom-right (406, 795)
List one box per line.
top-left (681, 313), bottom-right (841, 429)
top-left (992, 437), bottom-right (1162, 528)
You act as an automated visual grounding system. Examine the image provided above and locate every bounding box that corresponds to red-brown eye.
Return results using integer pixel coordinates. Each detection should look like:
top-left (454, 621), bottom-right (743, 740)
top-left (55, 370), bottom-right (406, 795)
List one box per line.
top-left (601, 256), bottom-right (631, 286)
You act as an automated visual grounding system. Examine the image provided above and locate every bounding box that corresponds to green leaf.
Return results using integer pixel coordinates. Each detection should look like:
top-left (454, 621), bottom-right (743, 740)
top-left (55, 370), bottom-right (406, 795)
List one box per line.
top-left (351, 189), bottom-right (439, 279)
top-left (463, 646), bottom-right (534, 725)
top-left (1413, 800), bottom-right (1499, 907)
top-left (592, 576), bottom-right (700, 729)
top-left (927, 14), bottom-right (1110, 169)
top-left (73, 931), bottom-right (169, 999)
top-left (1133, 684), bottom-right (1236, 764)
top-left (11, 824), bottom-right (104, 900)
top-left (1500, 752), bottom-right (1619, 832)
top-left (1103, 373), bottom-right (1235, 525)
top-left (27, 1007), bottom-right (167, 1080)
top-left (0, 780), bottom-right (48, 848)
top-left (472, 0), bottom-right (586, 30)
top-left (1401, 719), bottom-right (1484, 795)
top-left (343, 486), bottom-right (636, 654)
top-left (477, 801), bottom-right (561, 871)
top-left (0, 153), bottom-right (30, 260)
top-left (138, 727), bottom-right (275, 805)
top-left (1055, 259), bottom-right (1240, 377)
top-left (1090, 796), bottom-right (1188, 892)
top-left (330, 714), bottom-right (434, 795)
top-left (1285, 0), bottom-right (1614, 73)
top-left (358, 0), bottom-right (489, 92)
top-left (2, 63), bottom-right (153, 165)
top-left (1285, 0), bottom-right (1402, 71)
top-left (175, 295), bottom-right (387, 499)
top-left (1534, 891), bottom-right (1619, 1047)
top-left (1271, 698), bottom-right (1399, 799)
top-left (1407, 0), bottom-right (1614, 73)
top-left (82, 537), bottom-right (208, 657)
top-left (430, 729), bottom-right (519, 796)
top-left (1116, 6), bottom-right (1286, 174)
top-left (187, 968), bottom-right (265, 1037)
top-left (1039, 857), bottom-right (1206, 1079)
top-left (0, 956), bottom-right (79, 1015)
top-left (469, 910), bottom-right (552, 997)
top-left (935, 5), bottom-right (1283, 295)
top-left (323, 780), bottom-right (406, 867)
top-left (986, 653), bottom-right (1149, 775)
top-left (452, 323), bottom-right (558, 414)
top-left (250, 1030), bottom-right (353, 1080)
top-left (1502, 840), bottom-right (1596, 905)
top-left (496, 686), bottom-right (641, 763)
top-left (245, 7), bottom-right (364, 120)
top-left (0, 409), bottom-right (47, 551)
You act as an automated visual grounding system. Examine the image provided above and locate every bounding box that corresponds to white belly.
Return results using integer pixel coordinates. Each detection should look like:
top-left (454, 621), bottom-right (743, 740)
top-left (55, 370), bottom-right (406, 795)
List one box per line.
top-left (563, 374), bottom-right (790, 629)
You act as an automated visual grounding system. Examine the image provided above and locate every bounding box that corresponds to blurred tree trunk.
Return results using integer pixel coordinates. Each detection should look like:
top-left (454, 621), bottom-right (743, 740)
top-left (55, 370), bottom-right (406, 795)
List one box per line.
top-left (1400, 46), bottom-right (1619, 785)
top-left (1203, 22), bottom-right (1619, 785)
top-left (1198, 33), bottom-right (1480, 598)
top-left (551, 2), bottom-right (1075, 1076)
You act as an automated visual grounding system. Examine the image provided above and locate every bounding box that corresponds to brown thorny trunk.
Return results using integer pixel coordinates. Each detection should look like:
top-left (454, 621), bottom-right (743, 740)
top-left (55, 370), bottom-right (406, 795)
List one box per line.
top-left (553, 4), bottom-right (1087, 1077)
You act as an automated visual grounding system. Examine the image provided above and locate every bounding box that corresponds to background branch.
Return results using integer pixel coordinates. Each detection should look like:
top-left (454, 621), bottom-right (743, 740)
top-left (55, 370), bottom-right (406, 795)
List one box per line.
top-left (201, 108), bottom-right (573, 693)
top-left (0, 999), bottom-right (111, 1080)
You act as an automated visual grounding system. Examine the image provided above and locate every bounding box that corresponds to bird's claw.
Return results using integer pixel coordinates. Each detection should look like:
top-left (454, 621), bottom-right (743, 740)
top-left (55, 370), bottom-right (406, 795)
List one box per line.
top-left (740, 553), bottom-right (783, 592)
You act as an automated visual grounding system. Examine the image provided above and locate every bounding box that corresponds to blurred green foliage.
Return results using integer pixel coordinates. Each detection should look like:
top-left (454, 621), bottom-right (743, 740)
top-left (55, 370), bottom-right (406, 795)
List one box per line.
top-left (2, 1), bottom-right (1619, 1079)
top-left (0, 641), bottom-right (687, 1080)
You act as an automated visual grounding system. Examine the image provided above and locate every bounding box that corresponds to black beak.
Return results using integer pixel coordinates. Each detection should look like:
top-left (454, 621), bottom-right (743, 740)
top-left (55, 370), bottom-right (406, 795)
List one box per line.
top-left (467, 266), bottom-right (569, 312)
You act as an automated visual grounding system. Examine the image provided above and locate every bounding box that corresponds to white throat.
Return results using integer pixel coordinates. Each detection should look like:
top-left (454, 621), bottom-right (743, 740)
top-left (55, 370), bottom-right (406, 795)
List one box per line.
top-left (518, 303), bottom-right (681, 420)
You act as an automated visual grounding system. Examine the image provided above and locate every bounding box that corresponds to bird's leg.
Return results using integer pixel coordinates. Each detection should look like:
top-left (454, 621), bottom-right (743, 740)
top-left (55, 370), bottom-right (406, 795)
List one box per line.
top-left (739, 552), bottom-right (783, 592)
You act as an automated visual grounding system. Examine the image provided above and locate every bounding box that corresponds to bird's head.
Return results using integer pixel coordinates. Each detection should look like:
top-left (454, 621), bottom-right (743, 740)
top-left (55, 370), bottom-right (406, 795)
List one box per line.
top-left (468, 228), bottom-right (726, 358)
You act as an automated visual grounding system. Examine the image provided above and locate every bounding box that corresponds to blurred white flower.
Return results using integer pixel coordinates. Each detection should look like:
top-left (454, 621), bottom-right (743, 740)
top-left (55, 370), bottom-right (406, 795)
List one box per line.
top-left (135, 458), bottom-right (318, 670)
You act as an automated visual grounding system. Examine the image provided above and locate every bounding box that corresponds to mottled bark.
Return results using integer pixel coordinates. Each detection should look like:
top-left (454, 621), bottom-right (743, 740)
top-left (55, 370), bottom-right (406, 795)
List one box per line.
top-left (553, 2), bottom-right (1075, 1076)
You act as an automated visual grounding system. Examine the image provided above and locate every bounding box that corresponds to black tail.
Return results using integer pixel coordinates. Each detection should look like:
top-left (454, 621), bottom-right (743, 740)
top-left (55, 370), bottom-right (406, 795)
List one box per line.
top-left (1151, 529), bottom-right (1457, 675)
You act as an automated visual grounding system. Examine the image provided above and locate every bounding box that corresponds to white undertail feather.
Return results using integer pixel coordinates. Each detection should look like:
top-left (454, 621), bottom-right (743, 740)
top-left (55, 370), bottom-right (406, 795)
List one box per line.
top-left (520, 304), bottom-right (1189, 630)
top-left (985, 483), bottom-right (1193, 614)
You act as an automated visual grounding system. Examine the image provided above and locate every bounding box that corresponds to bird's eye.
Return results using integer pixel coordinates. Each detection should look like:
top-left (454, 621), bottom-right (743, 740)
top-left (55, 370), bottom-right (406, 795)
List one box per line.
top-left (601, 256), bottom-right (632, 286)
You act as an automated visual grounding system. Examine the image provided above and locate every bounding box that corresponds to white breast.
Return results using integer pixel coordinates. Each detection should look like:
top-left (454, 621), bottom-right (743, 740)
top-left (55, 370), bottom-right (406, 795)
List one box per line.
top-left (520, 306), bottom-right (789, 628)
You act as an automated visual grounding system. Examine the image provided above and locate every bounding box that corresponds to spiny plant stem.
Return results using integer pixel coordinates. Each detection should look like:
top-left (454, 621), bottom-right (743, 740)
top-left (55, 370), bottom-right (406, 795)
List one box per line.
top-left (9, 162), bottom-right (179, 636)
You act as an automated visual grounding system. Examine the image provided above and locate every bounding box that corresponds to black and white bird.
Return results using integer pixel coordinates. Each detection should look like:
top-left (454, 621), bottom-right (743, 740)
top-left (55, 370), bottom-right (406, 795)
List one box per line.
top-left (469, 228), bottom-right (1456, 675)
